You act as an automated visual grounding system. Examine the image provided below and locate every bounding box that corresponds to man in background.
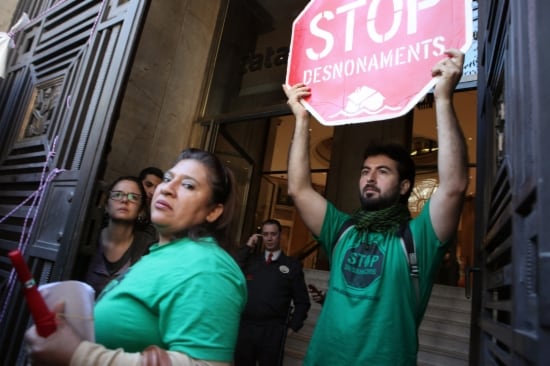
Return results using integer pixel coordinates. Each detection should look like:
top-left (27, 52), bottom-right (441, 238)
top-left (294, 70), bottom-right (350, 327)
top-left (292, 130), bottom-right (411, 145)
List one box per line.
top-left (233, 219), bottom-right (310, 366)
top-left (137, 166), bottom-right (163, 238)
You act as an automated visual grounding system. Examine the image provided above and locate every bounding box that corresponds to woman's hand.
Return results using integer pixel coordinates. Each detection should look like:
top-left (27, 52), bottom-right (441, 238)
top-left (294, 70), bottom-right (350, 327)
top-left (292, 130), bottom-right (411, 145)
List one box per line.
top-left (25, 302), bottom-right (82, 365)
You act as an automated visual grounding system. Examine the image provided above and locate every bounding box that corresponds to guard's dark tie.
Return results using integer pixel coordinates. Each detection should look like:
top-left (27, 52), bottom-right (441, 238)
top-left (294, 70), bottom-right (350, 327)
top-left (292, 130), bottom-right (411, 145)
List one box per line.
top-left (266, 252), bottom-right (273, 264)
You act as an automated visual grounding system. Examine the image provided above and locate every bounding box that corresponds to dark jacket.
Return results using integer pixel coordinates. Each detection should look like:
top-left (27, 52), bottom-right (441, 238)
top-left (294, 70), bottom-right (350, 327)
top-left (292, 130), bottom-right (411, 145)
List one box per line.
top-left (84, 229), bottom-right (156, 297)
top-left (234, 246), bottom-right (311, 331)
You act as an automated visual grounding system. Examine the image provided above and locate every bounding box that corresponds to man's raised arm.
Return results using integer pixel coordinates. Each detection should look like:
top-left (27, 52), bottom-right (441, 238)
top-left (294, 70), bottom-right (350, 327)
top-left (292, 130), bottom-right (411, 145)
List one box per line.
top-left (283, 83), bottom-right (327, 237)
top-left (429, 49), bottom-right (469, 242)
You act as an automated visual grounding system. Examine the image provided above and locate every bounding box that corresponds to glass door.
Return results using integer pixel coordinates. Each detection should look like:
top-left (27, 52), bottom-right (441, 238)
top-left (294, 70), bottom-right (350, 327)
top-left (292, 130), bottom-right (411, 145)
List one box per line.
top-left (212, 114), bottom-right (333, 267)
top-left (212, 118), bottom-right (270, 247)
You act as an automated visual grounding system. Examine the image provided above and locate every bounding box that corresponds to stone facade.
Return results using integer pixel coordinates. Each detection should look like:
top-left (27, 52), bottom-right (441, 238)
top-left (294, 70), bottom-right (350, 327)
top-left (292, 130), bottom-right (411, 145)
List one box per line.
top-left (0, 0), bottom-right (17, 32)
top-left (0, 1), bottom-right (221, 182)
top-left (104, 1), bottom-right (222, 182)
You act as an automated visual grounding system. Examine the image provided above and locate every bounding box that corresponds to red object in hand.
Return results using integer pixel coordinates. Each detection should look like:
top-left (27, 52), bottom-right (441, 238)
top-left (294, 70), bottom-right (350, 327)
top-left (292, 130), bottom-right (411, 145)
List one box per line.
top-left (8, 250), bottom-right (57, 337)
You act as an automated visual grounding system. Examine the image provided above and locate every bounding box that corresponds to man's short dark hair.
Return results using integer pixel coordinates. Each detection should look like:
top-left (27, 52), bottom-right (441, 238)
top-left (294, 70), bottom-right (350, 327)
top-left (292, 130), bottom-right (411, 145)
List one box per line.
top-left (262, 219), bottom-right (282, 233)
top-left (362, 143), bottom-right (416, 204)
top-left (138, 166), bottom-right (163, 181)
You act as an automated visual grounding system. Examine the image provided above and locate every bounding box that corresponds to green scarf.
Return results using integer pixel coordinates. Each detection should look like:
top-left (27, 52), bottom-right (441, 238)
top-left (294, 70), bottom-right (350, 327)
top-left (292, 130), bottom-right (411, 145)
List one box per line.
top-left (351, 203), bottom-right (411, 233)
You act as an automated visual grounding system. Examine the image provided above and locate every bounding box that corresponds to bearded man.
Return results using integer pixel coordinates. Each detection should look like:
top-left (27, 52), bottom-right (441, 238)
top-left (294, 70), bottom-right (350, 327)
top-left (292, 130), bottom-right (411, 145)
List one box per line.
top-left (283, 49), bottom-right (468, 365)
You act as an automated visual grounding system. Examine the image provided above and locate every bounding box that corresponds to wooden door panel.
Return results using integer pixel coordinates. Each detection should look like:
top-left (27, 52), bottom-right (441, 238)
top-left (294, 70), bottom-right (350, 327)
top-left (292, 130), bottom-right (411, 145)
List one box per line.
top-left (475, 0), bottom-right (550, 364)
top-left (0, 1), bottom-right (148, 364)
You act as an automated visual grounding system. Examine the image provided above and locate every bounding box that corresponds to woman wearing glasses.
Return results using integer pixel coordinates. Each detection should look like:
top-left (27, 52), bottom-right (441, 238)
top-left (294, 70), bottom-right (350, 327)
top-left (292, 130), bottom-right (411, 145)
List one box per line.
top-left (84, 176), bottom-right (156, 297)
top-left (25, 149), bottom-right (247, 365)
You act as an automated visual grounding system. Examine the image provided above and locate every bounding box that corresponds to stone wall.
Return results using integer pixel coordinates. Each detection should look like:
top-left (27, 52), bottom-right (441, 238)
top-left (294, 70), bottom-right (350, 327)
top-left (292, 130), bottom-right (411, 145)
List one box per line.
top-left (0, 1), bottom-right (221, 181)
top-left (0, 0), bottom-right (17, 32)
top-left (104, 0), bottom-right (222, 182)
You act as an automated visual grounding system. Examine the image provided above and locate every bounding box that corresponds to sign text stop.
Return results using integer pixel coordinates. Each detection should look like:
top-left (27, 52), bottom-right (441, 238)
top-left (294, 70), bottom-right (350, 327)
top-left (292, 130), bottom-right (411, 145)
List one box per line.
top-left (286, 0), bottom-right (473, 125)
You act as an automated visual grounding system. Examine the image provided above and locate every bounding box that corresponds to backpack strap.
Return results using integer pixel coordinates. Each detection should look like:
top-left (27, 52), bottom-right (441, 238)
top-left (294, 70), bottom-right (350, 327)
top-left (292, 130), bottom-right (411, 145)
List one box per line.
top-left (398, 223), bottom-right (420, 306)
top-left (332, 218), bottom-right (356, 249)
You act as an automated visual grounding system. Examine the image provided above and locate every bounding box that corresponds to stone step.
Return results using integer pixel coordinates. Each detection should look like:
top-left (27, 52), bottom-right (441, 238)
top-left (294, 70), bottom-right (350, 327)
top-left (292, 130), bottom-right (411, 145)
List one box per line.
top-left (423, 303), bottom-right (471, 324)
top-left (419, 329), bottom-right (470, 355)
top-left (427, 295), bottom-right (471, 311)
top-left (284, 333), bottom-right (309, 363)
top-left (285, 330), bottom-right (311, 350)
top-left (283, 352), bottom-right (306, 366)
top-left (285, 322), bottom-right (471, 358)
top-left (430, 283), bottom-right (468, 297)
top-left (427, 287), bottom-right (472, 311)
top-left (420, 317), bottom-right (471, 338)
top-left (284, 336), bottom-right (471, 365)
top-left (418, 346), bottom-right (469, 366)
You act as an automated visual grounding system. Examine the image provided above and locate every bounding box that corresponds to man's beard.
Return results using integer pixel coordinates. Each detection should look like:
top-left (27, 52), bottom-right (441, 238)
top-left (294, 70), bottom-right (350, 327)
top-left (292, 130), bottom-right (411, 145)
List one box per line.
top-left (359, 184), bottom-right (401, 211)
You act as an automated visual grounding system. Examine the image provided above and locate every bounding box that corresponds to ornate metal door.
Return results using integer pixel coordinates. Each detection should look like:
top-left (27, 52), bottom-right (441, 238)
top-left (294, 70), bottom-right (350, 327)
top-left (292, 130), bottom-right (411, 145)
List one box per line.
top-left (0, 1), bottom-right (148, 364)
top-left (472, 0), bottom-right (550, 364)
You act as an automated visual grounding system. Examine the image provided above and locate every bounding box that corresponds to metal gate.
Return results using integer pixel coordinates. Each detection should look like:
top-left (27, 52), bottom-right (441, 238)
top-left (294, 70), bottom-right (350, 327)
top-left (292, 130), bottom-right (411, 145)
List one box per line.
top-left (0, 1), bottom-right (148, 364)
top-left (473, 0), bottom-right (550, 364)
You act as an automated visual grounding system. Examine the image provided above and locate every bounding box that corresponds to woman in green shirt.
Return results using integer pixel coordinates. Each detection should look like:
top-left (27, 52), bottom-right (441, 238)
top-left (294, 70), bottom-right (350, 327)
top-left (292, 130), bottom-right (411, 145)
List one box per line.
top-left (25, 148), bottom-right (247, 366)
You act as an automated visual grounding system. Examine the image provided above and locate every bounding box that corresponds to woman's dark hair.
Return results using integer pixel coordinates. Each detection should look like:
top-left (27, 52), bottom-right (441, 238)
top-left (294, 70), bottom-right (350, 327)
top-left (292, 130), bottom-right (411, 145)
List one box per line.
top-left (138, 166), bottom-right (163, 181)
top-left (174, 148), bottom-right (237, 247)
top-left (363, 143), bottom-right (416, 204)
top-left (107, 176), bottom-right (147, 209)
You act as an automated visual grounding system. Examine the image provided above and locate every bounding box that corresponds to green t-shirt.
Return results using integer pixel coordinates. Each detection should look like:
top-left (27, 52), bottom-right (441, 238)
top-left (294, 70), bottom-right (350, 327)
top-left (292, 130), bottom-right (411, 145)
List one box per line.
top-left (94, 236), bottom-right (247, 362)
top-left (304, 201), bottom-right (447, 366)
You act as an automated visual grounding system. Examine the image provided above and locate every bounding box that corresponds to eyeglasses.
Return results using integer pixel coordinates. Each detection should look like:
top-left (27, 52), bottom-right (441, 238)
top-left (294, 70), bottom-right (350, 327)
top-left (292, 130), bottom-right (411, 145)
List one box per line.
top-left (109, 190), bottom-right (141, 203)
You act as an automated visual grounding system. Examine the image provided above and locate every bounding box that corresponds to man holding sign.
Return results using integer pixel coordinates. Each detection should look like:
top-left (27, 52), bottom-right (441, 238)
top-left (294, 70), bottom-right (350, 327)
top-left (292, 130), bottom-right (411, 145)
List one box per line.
top-left (283, 49), bottom-right (468, 365)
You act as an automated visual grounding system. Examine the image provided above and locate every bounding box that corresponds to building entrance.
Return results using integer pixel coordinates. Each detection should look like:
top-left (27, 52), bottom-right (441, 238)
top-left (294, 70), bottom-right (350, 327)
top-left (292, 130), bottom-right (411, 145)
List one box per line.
top-left (202, 0), bottom-right (477, 276)
top-left (210, 88), bottom-right (476, 280)
top-left (210, 115), bottom-right (332, 266)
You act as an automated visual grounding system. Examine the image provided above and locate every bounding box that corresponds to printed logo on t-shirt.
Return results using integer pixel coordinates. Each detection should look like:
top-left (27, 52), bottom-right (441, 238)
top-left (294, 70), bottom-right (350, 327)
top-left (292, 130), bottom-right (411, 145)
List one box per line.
top-left (341, 243), bottom-right (384, 288)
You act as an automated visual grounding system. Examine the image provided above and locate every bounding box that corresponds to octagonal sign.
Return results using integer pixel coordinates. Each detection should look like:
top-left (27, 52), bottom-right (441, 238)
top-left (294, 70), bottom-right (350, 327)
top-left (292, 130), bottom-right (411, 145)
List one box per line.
top-left (286, 0), bottom-right (473, 125)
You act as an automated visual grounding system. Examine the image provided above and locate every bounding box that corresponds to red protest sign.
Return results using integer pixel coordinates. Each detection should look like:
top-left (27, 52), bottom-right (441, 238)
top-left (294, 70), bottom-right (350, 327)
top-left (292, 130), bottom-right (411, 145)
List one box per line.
top-left (286, 0), bottom-right (473, 125)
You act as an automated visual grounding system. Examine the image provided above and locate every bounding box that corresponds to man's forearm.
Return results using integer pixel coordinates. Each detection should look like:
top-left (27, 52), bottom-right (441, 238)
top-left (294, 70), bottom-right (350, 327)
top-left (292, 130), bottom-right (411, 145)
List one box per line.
top-left (435, 99), bottom-right (468, 192)
top-left (288, 114), bottom-right (312, 196)
top-left (282, 83), bottom-right (327, 236)
top-left (432, 50), bottom-right (468, 193)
